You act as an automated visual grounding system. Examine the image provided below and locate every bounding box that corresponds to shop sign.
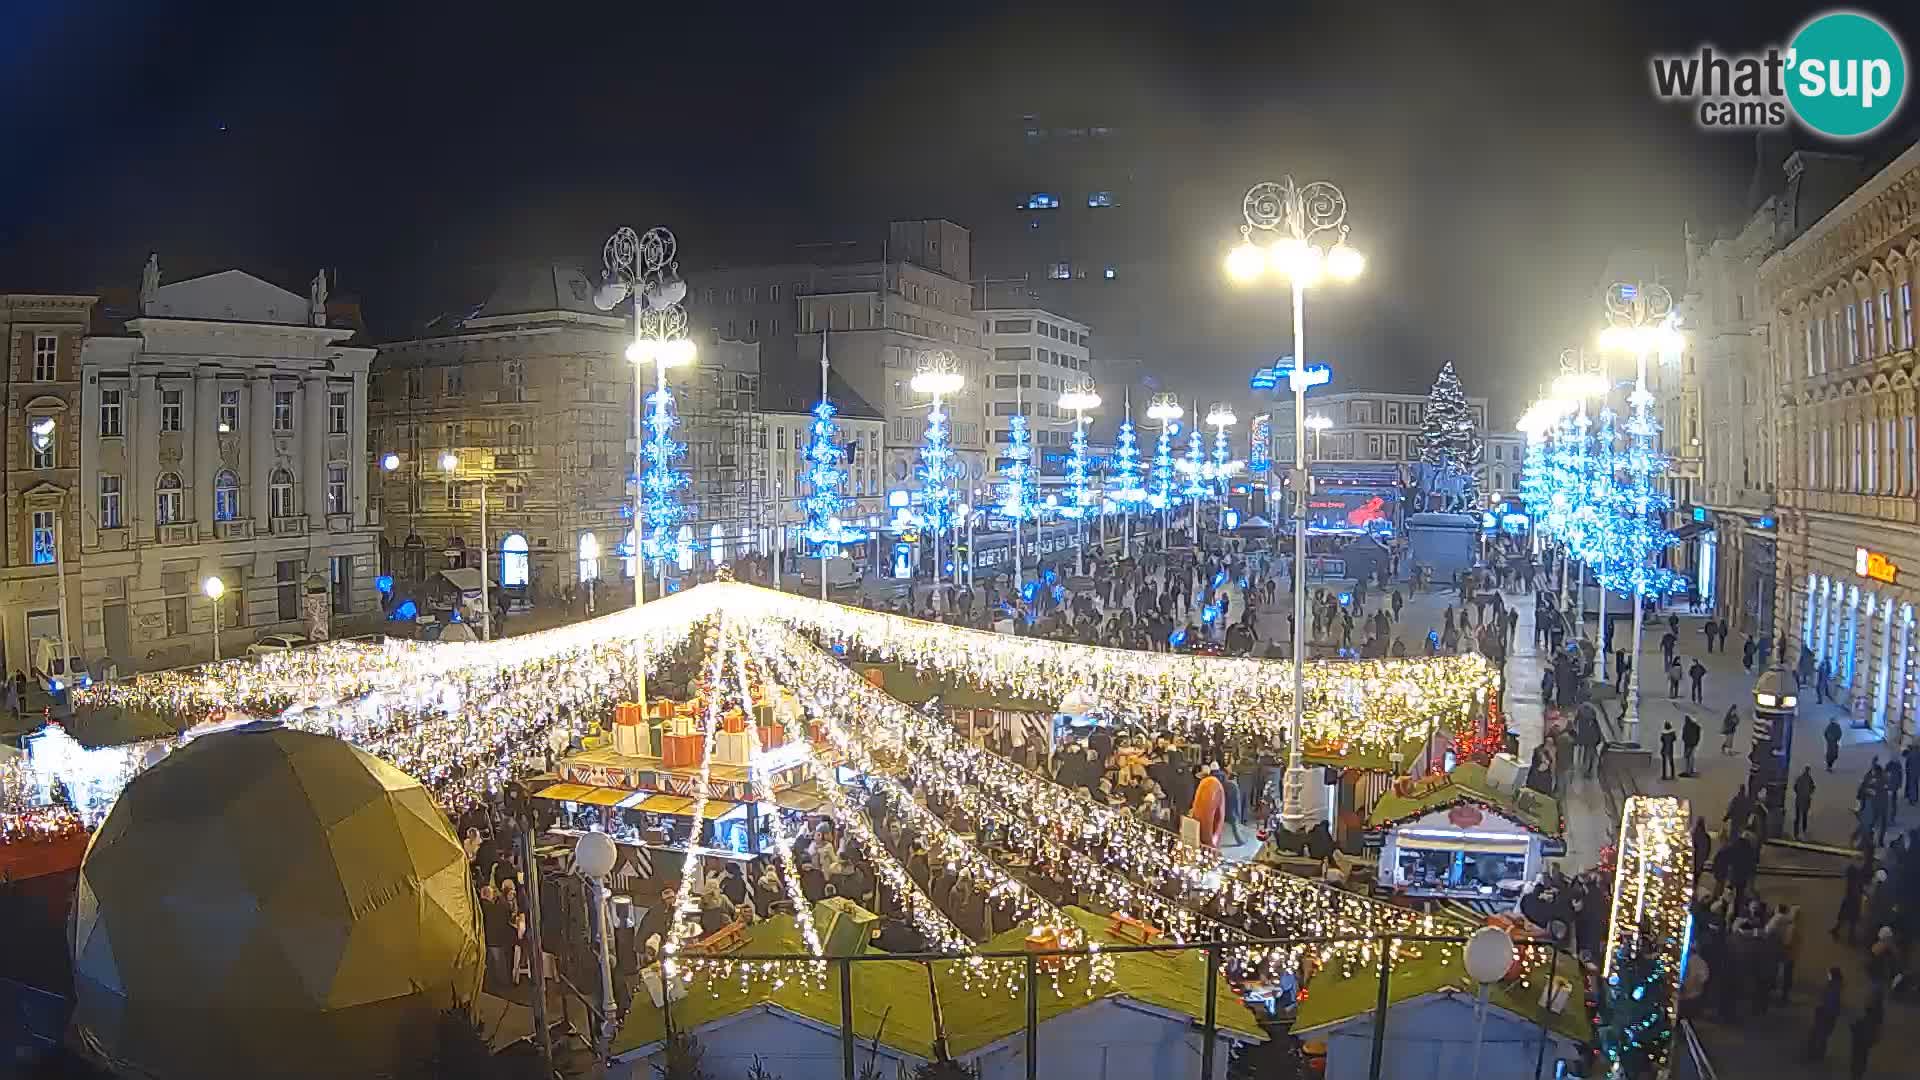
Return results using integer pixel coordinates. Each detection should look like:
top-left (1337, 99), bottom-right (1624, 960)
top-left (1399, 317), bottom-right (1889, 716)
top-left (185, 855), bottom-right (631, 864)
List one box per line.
top-left (1856, 547), bottom-right (1899, 584)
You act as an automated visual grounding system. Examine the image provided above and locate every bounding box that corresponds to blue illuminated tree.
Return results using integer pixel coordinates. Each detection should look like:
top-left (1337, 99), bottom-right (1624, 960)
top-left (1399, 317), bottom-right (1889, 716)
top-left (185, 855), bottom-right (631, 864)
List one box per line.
top-left (997, 414), bottom-right (1039, 524)
top-left (1062, 418), bottom-right (1093, 519)
top-left (1519, 437), bottom-right (1552, 530)
top-left (1603, 384), bottom-right (1687, 598)
top-left (1109, 413), bottom-right (1146, 510)
top-left (1181, 427), bottom-right (1209, 503)
top-left (640, 384), bottom-right (689, 567)
top-left (1149, 422), bottom-right (1180, 511)
top-left (918, 398), bottom-right (956, 533)
top-left (1574, 406), bottom-right (1626, 578)
top-left (802, 399), bottom-right (864, 552)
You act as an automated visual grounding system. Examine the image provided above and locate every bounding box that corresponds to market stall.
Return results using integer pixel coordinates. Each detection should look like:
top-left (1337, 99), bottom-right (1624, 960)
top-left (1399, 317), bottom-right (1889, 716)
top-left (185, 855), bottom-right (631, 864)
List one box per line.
top-left (1366, 762), bottom-right (1563, 903)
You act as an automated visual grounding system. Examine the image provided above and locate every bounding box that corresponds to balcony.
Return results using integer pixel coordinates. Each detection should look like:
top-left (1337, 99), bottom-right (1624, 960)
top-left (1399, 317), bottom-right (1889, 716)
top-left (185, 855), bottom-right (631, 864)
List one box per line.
top-left (96, 528), bottom-right (129, 552)
top-left (326, 514), bottom-right (353, 534)
top-left (271, 517), bottom-right (308, 537)
top-left (216, 519), bottom-right (254, 541)
top-left (158, 524), bottom-right (195, 547)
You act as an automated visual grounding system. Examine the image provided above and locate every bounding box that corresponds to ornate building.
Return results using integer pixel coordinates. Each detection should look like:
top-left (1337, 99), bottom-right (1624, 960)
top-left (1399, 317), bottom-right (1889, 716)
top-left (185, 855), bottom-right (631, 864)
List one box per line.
top-left (1763, 142), bottom-right (1920, 744)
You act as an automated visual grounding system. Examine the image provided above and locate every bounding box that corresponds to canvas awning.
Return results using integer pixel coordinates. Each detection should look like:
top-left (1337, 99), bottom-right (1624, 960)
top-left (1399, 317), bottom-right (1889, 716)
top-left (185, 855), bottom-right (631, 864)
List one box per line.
top-left (532, 782), bottom-right (631, 804)
top-left (439, 568), bottom-right (484, 593)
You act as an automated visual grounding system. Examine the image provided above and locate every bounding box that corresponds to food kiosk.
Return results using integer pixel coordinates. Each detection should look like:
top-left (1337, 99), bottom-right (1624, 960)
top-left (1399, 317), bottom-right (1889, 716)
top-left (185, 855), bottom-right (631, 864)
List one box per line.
top-left (1367, 762), bottom-right (1564, 903)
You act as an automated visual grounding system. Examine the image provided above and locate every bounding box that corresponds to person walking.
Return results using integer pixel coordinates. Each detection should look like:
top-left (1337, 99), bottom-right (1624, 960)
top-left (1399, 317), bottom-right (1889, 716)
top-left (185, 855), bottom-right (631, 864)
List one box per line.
top-left (1680, 713), bottom-right (1702, 776)
top-left (1691, 816), bottom-right (1712, 883)
top-left (1825, 718), bottom-right (1844, 772)
top-left (1906, 742), bottom-right (1920, 806)
top-left (1614, 650), bottom-right (1631, 695)
top-left (1817, 659), bottom-right (1833, 705)
top-left (1666, 655), bottom-right (1683, 698)
top-left (1661, 629), bottom-right (1678, 667)
top-left (1575, 703), bottom-right (1604, 778)
top-left (1743, 635), bottom-right (1757, 673)
top-left (1848, 998), bottom-right (1883, 1080)
top-left (1720, 704), bottom-right (1741, 754)
top-left (1884, 756), bottom-right (1903, 823)
top-left (1688, 658), bottom-right (1707, 704)
top-left (1659, 722), bottom-right (1678, 780)
top-left (1833, 857), bottom-right (1868, 944)
top-left (1793, 767), bottom-right (1816, 838)
top-left (1804, 968), bottom-right (1844, 1062)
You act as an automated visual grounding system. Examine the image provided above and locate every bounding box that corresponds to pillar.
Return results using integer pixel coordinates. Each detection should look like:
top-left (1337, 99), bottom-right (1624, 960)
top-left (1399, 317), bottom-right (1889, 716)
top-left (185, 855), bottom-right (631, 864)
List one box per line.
top-left (303, 374), bottom-right (326, 528)
top-left (252, 373), bottom-right (276, 530)
top-left (193, 368), bottom-right (218, 535)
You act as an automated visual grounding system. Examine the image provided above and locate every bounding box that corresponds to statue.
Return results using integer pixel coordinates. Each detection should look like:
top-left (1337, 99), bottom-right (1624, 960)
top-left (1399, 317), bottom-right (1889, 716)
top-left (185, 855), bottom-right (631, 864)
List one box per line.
top-left (140, 253), bottom-right (161, 313)
top-left (309, 269), bottom-right (329, 327)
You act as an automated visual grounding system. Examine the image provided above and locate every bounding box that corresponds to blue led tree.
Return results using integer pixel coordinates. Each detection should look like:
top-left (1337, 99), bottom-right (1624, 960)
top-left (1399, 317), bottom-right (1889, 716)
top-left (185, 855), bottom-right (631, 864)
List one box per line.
top-left (1606, 384), bottom-right (1686, 600)
top-left (640, 385), bottom-right (689, 568)
top-left (1110, 413), bottom-right (1146, 507)
top-left (1181, 427), bottom-right (1210, 503)
top-left (917, 396), bottom-right (956, 534)
top-left (1062, 418), bottom-right (1092, 519)
top-left (801, 399), bottom-right (864, 553)
top-left (1150, 422), bottom-right (1180, 511)
top-left (997, 414), bottom-right (1038, 524)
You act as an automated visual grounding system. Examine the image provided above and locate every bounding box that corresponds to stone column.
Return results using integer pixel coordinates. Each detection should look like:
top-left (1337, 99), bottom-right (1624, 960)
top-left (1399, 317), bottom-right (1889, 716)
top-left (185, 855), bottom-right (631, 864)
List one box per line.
top-left (349, 372), bottom-right (369, 526)
top-left (134, 368), bottom-right (158, 541)
top-left (193, 368), bottom-right (218, 535)
top-left (303, 375), bottom-right (326, 527)
top-left (252, 374), bottom-right (276, 530)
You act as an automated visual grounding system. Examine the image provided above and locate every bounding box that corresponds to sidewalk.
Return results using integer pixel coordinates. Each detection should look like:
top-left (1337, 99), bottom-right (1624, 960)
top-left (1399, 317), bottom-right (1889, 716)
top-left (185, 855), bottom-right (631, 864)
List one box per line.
top-left (1609, 609), bottom-right (1916, 1079)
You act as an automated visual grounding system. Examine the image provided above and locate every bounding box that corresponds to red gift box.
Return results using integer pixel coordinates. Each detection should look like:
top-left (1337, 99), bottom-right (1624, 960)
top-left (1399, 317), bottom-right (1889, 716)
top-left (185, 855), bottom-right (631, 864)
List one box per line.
top-left (722, 709), bottom-right (747, 735)
top-left (808, 720), bottom-right (829, 746)
top-left (662, 732), bottom-right (702, 769)
top-left (758, 723), bottom-right (785, 751)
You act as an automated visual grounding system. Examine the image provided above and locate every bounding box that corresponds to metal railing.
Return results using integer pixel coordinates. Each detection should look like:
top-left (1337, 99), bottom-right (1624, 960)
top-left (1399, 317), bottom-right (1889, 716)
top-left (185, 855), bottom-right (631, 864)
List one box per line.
top-left (623, 931), bottom-right (1586, 1080)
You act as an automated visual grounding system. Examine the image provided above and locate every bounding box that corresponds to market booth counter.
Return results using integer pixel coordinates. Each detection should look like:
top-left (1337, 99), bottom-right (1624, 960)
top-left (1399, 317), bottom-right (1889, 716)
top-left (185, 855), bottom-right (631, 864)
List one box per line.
top-left (1366, 762), bottom-right (1564, 904)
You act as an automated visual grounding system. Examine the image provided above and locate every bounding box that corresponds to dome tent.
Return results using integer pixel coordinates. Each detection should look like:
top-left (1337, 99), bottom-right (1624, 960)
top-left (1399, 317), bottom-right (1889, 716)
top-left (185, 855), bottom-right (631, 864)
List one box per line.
top-left (70, 722), bottom-right (483, 1079)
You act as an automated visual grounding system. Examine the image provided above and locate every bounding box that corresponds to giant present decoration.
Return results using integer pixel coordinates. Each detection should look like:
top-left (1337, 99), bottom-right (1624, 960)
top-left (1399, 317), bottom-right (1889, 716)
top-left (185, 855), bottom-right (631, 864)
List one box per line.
top-left (613, 701), bottom-right (647, 756)
top-left (661, 732), bottom-right (702, 769)
top-left (758, 723), bottom-right (785, 751)
top-left (715, 731), bottom-right (752, 766)
top-left (722, 708), bottom-right (746, 735)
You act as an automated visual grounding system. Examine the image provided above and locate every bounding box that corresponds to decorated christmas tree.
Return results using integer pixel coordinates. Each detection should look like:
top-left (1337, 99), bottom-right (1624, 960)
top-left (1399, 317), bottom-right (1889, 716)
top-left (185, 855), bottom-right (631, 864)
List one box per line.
top-left (1599, 936), bottom-right (1672, 1079)
top-left (1063, 417), bottom-right (1093, 519)
top-left (1603, 384), bottom-right (1687, 599)
top-left (1109, 413), bottom-right (1146, 508)
top-left (801, 399), bottom-right (864, 553)
top-left (1519, 436), bottom-right (1552, 531)
top-left (1420, 361), bottom-right (1482, 505)
top-left (1149, 422), bottom-right (1180, 511)
top-left (997, 414), bottom-right (1039, 524)
top-left (918, 397), bottom-right (956, 534)
top-left (1575, 406), bottom-right (1626, 581)
top-left (640, 384), bottom-right (689, 567)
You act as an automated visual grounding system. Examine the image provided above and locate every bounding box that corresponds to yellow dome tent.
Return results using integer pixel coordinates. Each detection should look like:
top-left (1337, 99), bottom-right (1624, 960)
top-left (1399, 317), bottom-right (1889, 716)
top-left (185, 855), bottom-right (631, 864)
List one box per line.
top-left (69, 722), bottom-right (484, 1079)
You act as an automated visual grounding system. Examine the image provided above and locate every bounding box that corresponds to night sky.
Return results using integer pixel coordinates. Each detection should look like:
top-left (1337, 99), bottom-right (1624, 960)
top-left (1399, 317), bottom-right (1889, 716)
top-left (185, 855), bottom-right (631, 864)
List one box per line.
top-left (5, 0), bottom-right (1917, 421)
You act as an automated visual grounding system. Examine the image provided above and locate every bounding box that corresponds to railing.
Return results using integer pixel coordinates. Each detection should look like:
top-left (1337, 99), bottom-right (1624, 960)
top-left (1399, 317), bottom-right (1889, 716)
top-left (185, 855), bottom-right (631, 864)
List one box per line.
top-left (610, 931), bottom-right (1589, 1080)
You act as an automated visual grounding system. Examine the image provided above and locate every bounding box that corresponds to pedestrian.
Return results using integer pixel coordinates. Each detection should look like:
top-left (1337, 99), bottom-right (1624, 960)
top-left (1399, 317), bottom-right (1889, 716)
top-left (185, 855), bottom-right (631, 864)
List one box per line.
top-left (1691, 816), bottom-right (1712, 882)
top-left (1817, 659), bottom-right (1832, 705)
top-left (1906, 742), bottom-right (1920, 806)
top-left (1826, 718), bottom-right (1844, 772)
top-left (1884, 756), bottom-right (1903, 823)
top-left (1833, 857), bottom-right (1867, 944)
top-left (1614, 650), bottom-right (1631, 695)
top-left (1793, 766), bottom-right (1816, 838)
top-left (1768, 904), bottom-right (1800, 1001)
top-left (1720, 704), bottom-right (1740, 754)
top-left (1805, 968), bottom-right (1844, 1062)
top-left (1849, 998), bottom-right (1883, 1080)
top-left (1743, 635), bottom-right (1756, 673)
top-left (1688, 658), bottom-right (1707, 703)
top-left (1681, 713), bottom-right (1702, 776)
top-left (1666, 656), bottom-right (1683, 698)
top-left (1659, 722), bottom-right (1677, 780)
top-left (1661, 629), bottom-right (1678, 666)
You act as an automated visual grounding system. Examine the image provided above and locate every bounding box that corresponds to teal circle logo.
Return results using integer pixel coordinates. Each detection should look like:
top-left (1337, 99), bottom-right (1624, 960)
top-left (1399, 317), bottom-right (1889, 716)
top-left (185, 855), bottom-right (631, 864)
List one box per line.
top-left (1786, 11), bottom-right (1907, 138)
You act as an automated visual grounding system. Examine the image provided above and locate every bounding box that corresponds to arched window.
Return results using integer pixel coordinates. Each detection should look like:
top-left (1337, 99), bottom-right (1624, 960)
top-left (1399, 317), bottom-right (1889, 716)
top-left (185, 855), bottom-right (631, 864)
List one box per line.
top-left (500, 533), bottom-right (529, 587)
top-left (676, 525), bottom-right (694, 572)
top-left (155, 472), bottom-right (184, 525)
top-left (578, 532), bottom-right (600, 584)
top-left (213, 470), bottom-right (240, 522)
top-left (270, 467), bottom-right (295, 519)
top-left (622, 528), bottom-right (637, 578)
top-left (737, 524), bottom-right (752, 559)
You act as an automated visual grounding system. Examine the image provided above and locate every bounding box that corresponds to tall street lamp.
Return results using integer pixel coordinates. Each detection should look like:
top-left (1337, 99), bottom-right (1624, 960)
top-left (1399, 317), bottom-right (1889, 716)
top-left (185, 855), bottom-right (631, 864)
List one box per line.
top-left (911, 351), bottom-right (965, 589)
top-left (1598, 281), bottom-right (1685, 745)
top-left (1303, 413), bottom-right (1332, 463)
top-left (1227, 176), bottom-right (1364, 834)
top-left (441, 452), bottom-right (492, 641)
top-left (1205, 402), bottom-right (1238, 530)
top-left (1058, 381), bottom-right (1101, 575)
top-left (203, 576), bottom-right (226, 662)
top-left (1146, 395), bottom-right (1183, 549)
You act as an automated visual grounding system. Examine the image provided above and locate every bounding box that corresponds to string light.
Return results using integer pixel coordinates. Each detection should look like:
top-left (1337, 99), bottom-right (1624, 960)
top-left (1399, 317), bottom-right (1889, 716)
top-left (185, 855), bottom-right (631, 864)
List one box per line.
top-left (802, 399), bottom-right (864, 551)
top-left (641, 383), bottom-right (690, 567)
top-left (1109, 412), bottom-right (1146, 509)
top-left (1600, 796), bottom-right (1692, 1076)
top-left (997, 414), bottom-right (1038, 525)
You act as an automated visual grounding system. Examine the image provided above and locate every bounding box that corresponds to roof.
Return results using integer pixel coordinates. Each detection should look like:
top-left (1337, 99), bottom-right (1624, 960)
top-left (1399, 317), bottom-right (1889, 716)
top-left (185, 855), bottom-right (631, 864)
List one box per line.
top-left (613, 906), bottom-right (1263, 1058)
top-left (855, 662), bottom-right (1053, 712)
top-left (1292, 941), bottom-right (1589, 1044)
top-left (759, 356), bottom-right (883, 422)
top-left (1367, 762), bottom-right (1561, 836)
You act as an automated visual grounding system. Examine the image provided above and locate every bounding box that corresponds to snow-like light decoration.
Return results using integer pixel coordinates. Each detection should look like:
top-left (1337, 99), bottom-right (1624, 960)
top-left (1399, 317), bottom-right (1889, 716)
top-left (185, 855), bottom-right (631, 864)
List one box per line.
top-left (1061, 415), bottom-right (1092, 519)
top-left (1575, 407), bottom-right (1625, 573)
top-left (1602, 384), bottom-right (1686, 599)
top-left (1149, 421), bottom-right (1180, 510)
top-left (1518, 436), bottom-right (1552, 528)
top-left (801, 399), bottom-right (864, 551)
top-left (641, 385), bottom-right (689, 563)
top-left (917, 398), bottom-right (956, 533)
top-left (997, 414), bottom-right (1038, 524)
top-left (1109, 414), bottom-right (1146, 508)
top-left (1180, 427), bottom-right (1209, 502)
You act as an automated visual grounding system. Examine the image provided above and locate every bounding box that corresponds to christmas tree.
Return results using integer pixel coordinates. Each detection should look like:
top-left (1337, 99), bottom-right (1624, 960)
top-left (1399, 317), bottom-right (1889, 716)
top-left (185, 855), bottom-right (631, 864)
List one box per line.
top-left (1603, 383), bottom-right (1687, 599)
top-left (1575, 406), bottom-right (1626, 580)
top-left (1149, 422), bottom-right (1180, 510)
top-left (1599, 937), bottom-right (1672, 1079)
top-left (1519, 437), bottom-right (1552, 531)
top-left (918, 397), bottom-right (956, 533)
top-left (1063, 417), bottom-right (1093, 519)
top-left (996, 414), bottom-right (1038, 524)
top-left (1109, 414), bottom-right (1146, 508)
top-left (640, 384), bottom-right (689, 567)
top-left (1420, 361), bottom-right (1482, 505)
top-left (801, 399), bottom-right (864, 552)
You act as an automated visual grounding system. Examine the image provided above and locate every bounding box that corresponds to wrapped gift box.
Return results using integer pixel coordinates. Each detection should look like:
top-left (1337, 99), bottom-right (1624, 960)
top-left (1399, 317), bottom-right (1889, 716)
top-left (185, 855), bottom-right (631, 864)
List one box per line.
top-left (612, 701), bottom-right (647, 756)
top-left (661, 732), bottom-right (702, 769)
top-left (669, 714), bottom-right (699, 738)
top-left (808, 720), bottom-right (829, 745)
top-left (648, 699), bottom-right (673, 721)
top-left (646, 721), bottom-right (664, 757)
top-left (722, 709), bottom-right (747, 735)
top-left (758, 723), bottom-right (785, 751)
top-left (715, 731), bottom-right (752, 766)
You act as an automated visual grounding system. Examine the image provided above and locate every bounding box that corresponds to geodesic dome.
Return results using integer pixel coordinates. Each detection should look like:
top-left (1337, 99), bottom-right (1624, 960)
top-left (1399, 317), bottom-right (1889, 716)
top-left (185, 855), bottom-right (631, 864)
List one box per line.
top-left (69, 722), bottom-right (483, 1079)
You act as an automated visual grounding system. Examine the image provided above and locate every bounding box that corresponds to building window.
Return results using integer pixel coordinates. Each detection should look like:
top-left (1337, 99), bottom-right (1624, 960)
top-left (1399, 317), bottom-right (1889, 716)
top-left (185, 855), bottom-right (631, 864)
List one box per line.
top-left (98, 475), bottom-right (122, 530)
top-left (504, 359), bottom-right (524, 397)
top-left (270, 467), bottom-right (295, 518)
top-left (99, 388), bottom-right (123, 437)
top-left (219, 389), bottom-right (240, 432)
top-left (32, 334), bottom-right (56, 381)
top-left (328, 390), bottom-right (349, 434)
top-left (159, 388), bottom-right (183, 432)
top-left (30, 511), bottom-right (54, 565)
top-left (1811, 317), bottom-right (1825, 373)
top-left (1868, 421), bottom-right (1879, 491)
top-left (501, 533), bottom-right (530, 587)
top-left (1862, 298), bottom-right (1877, 356)
top-left (1845, 304), bottom-right (1858, 362)
top-left (274, 390), bottom-right (294, 431)
top-left (214, 470), bottom-right (239, 521)
top-left (156, 472), bottom-right (184, 525)
top-left (1048, 262), bottom-right (1071, 280)
top-left (326, 464), bottom-right (348, 514)
top-left (447, 479), bottom-right (463, 510)
top-left (29, 417), bottom-right (55, 469)
top-left (1024, 193), bottom-right (1060, 209)
top-left (1899, 284), bottom-right (1914, 350)
top-left (1906, 415), bottom-right (1917, 493)
top-left (446, 367), bottom-right (464, 395)
top-left (276, 560), bottom-right (301, 621)
top-left (331, 554), bottom-right (352, 614)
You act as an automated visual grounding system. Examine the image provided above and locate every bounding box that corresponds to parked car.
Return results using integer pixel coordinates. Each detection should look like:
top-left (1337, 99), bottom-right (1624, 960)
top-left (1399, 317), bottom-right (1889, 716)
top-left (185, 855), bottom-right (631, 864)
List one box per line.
top-left (32, 641), bottom-right (92, 693)
top-left (246, 633), bottom-right (312, 656)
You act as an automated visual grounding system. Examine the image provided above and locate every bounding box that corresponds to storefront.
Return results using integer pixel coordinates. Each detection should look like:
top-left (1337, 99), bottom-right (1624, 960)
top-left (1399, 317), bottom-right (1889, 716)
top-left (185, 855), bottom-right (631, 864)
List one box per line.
top-left (1366, 762), bottom-right (1563, 903)
top-left (1800, 548), bottom-right (1916, 738)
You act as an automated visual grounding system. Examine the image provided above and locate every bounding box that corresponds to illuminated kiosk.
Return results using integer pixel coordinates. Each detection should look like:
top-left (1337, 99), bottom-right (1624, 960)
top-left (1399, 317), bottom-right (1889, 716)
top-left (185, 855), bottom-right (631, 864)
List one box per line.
top-left (1367, 762), bottom-right (1563, 904)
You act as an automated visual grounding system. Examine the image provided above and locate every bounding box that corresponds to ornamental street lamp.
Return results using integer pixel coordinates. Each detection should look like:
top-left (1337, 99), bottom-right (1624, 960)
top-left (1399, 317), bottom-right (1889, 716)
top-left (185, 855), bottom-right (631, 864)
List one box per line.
top-left (1227, 177), bottom-right (1363, 835)
top-left (1205, 402), bottom-right (1238, 530)
top-left (1146, 395), bottom-right (1184, 549)
top-left (1058, 381), bottom-right (1101, 575)
top-left (597, 225), bottom-right (694, 709)
top-left (441, 452), bottom-right (492, 642)
top-left (1598, 281), bottom-right (1685, 746)
top-left (911, 351), bottom-right (965, 589)
top-left (203, 576), bottom-right (226, 662)
top-left (1303, 412), bottom-right (1332, 463)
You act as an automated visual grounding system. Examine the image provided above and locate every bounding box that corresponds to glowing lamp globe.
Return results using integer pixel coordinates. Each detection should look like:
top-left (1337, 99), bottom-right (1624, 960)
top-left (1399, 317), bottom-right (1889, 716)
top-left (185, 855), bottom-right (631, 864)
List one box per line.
top-left (625, 339), bottom-right (656, 365)
top-left (1225, 242), bottom-right (1266, 283)
top-left (1464, 925), bottom-right (1518, 983)
top-left (660, 337), bottom-right (698, 368)
top-left (1326, 242), bottom-right (1365, 281)
top-left (201, 576), bottom-right (225, 600)
top-left (439, 452), bottom-right (459, 472)
top-left (1205, 405), bottom-right (1237, 428)
top-left (573, 830), bottom-right (618, 879)
top-left (910, 369), bottom-right (964, 396)
top-left (380, 452), bottom-right (400, 472)
top-left (1058, 388), bottom-right (1101, 412)
top-left (593, 277), bottom-right (629, 312)
top-left (69, 724), bottom-right (482, 1079)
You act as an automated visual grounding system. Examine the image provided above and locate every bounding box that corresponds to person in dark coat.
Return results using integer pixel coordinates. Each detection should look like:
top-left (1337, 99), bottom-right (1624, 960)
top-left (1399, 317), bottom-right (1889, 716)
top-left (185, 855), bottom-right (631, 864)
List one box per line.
top-left (1681, 714), bottom-right (1702, 776)
top-left (1659, 722), bottom-right (1678, 780)
top-left (1826, 718), bottom-right (1845, 771)
top-left (1832, 857), bottom-right (1867, 943)
top-left (1794, 767), bottom-right (1817, 838)
top-left (1691, 816), bottom-right (1712, 882)
top-left (1849, 998), bottom-right (1883, 1080)
top-left (1688, 658), bottom-right (1707, 703)
top-left (1885, 757), bottom-right (1904, 823)
top-left (1804, 968), bottom-right (1844, 1062)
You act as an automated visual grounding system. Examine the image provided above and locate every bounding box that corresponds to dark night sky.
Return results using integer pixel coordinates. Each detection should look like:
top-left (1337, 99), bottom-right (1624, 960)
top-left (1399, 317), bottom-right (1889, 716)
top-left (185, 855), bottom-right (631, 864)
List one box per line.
top-left (4, 0), bottom-right (1917, 421)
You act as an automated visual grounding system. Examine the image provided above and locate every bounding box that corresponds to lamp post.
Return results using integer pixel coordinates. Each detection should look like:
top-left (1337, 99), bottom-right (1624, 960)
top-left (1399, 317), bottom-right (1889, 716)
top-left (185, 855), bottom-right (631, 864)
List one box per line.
top-left (1206, 402), bottom-right (1237, 530)
top-left (573, 830), bottom-right (620, 1071)
top-left (1059, 381), bottom-right (1101, 576)
top-left (1146, 395), bottom-right (1183, 550)
top-left (911, 351), bottom-right (965, 590)
top-left (441, 452), bottom-right (492, 641)
top-left (1228, 177), bottom-right (1363, 834)
top-left (203, 576), bottom-right (226, 662)
top-left (1597, 281), bottom-right (1684, 745)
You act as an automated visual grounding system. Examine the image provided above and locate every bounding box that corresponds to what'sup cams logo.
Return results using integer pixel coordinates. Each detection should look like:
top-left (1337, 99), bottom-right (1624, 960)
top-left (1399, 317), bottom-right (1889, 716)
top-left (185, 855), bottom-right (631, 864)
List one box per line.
top-left (1651, 10), bottom-right (1907, 138)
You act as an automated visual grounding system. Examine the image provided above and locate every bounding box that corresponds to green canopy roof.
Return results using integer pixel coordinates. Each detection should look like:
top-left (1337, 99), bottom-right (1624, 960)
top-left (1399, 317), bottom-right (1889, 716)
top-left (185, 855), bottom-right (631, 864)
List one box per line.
top-left (1292, 942), bottom-right (1590, 1044)
top-left (856, 663), bottom-right (1054, 712)
top-left (614, 906), bottom-right (1264, 1058)
top-left (1366, 762), bottom-right (1561, 836)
